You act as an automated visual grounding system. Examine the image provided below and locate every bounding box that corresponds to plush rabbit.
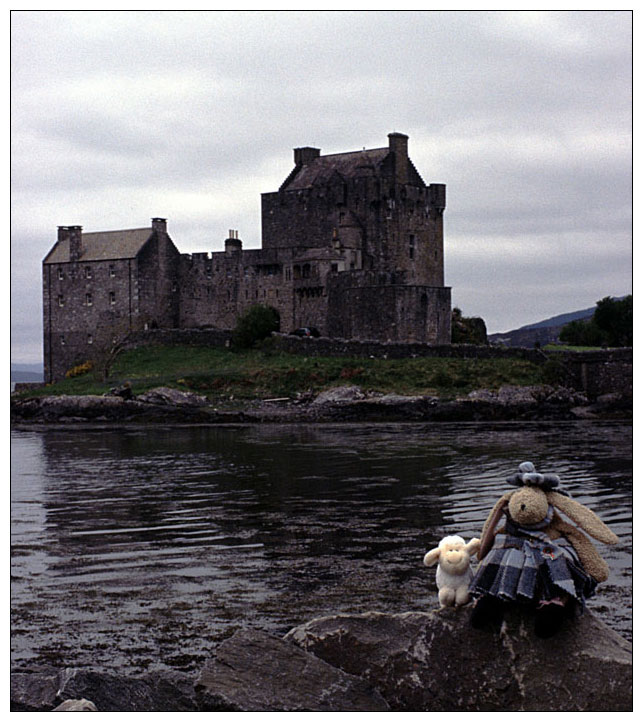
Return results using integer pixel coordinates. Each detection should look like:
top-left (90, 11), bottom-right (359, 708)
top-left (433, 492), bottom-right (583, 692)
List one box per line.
top-left (424, 535), bottom-right (480, 607)
top-left (470, 461), bottom-right (618, 638)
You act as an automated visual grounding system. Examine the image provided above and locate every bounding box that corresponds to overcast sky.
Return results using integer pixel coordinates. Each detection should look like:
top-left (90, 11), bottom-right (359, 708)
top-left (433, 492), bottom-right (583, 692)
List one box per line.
top-left (11, 10), bottom-right (632, 364)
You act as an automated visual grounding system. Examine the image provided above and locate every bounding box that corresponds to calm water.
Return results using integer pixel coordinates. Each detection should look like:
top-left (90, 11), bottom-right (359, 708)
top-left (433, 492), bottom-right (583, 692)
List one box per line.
top-left (11, 421), bottom-right (632, 675)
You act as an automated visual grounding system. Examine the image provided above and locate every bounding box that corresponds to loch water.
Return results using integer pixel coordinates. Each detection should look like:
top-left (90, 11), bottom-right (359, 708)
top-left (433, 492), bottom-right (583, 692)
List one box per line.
top-left (11, 421), bottom-right (632, 675)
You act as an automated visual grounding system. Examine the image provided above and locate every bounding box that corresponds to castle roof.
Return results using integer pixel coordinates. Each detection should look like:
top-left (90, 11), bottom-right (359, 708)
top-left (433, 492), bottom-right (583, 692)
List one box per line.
top-left (281, 145), bottom-right (427, 191)
top-left (43, 227), bottom-right (153, 264)
top-left (283, 147), bottom-right (390, 191)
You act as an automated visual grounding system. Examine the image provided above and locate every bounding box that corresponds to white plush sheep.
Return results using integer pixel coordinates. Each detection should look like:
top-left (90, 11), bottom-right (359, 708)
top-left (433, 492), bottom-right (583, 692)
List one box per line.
top-left (423, 535), bottom-right (480, 607)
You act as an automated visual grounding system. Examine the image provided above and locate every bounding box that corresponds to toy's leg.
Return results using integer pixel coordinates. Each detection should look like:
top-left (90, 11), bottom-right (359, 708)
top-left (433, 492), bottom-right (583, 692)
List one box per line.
top-left (438, 587), bottom-right (456, 607)
top-left (470, 595), bottom-right (505, 629)
top-left (454, 586), bottom-right (470, 606)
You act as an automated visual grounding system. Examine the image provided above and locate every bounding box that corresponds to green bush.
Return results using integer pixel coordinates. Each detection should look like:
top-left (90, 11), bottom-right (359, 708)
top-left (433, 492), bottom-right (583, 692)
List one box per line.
top-left (231, 305), bottom-right (280, 349)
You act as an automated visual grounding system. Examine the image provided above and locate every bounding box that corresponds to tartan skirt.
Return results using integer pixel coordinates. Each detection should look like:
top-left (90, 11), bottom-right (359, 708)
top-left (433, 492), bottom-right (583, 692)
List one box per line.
top-left (469, 531), bottom-right (597, 605)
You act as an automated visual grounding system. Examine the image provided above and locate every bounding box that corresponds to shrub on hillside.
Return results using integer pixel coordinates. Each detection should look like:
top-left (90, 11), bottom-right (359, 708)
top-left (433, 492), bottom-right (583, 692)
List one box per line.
top-left (65, 360), bottom-right (94, 379)
top-left (451, 308), bottom-right (488, 344)
top-left (232, 305), bottom-right (280, 349)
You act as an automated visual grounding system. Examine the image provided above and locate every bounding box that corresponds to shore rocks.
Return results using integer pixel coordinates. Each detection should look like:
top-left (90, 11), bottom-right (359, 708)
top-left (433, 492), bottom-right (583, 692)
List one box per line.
top-left (10, 384), bottom-right (632, 425)
top-left (11, 608), bottom-right (631, 711)
top-left (285, 607), bottom-right (633, 711)
top-left (195, 629), bottom-right (388, 711)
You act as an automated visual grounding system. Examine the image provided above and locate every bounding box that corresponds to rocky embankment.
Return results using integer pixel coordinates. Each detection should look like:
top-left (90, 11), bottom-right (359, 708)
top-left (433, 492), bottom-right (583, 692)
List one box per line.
top-left (10, 384), bottom-right (632, 425)
top-left (11, 607), bottom-right (632, 711)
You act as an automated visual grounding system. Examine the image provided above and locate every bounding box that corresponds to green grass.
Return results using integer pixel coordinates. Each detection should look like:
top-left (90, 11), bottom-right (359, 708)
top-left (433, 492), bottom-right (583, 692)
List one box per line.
top-left (543, 344), bottom-right (603, 352)
top-left (19, 344), bottom-right (550, 403)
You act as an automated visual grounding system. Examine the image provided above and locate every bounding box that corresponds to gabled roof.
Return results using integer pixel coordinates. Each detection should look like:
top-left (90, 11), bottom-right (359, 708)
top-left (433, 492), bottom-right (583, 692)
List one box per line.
top-left (283, 147), bottom-right (390, 191)
top-left (43, 228), bottom-right (153, 264)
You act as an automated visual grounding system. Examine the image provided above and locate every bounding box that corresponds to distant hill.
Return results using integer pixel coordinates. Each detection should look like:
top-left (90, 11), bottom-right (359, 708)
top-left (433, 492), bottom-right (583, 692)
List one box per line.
top-left (11, 363), bottom-right (44, 383)
top-left (518, 305), bottom-right (597, 331)
top-left (488, 297), bottom-right (626, 348)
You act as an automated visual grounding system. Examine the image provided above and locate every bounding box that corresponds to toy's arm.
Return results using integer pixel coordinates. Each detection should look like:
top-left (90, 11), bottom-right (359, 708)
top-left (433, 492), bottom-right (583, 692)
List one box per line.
top-left (423, 548), bottom-right (441, 567)
top-left (478, 493), bottom-right (511, 560)
top-left (548, 492), bottom-right (618, 544)
top-left (465, 538), bottom-right (481, 555)
top-left (551, 516), bottom-right (610, 582)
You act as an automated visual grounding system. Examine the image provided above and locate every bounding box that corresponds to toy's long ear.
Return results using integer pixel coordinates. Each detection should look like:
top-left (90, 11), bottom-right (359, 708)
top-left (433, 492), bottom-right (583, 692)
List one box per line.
top-left (547, 491), bottom-right (618, 544)
top-left (478, 493), bottom-right (511, 559)
top-left (423, 548), bottom-right (441, 567)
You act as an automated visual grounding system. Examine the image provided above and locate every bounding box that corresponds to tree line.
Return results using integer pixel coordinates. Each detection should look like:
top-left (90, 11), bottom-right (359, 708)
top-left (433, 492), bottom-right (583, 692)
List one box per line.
top-left (559, 295), bottom-right (632, 348)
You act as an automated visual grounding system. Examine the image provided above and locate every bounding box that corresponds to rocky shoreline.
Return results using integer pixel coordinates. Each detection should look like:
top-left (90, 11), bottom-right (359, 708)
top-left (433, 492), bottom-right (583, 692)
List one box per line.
top-left (11, 607), bottom-right (632, 712)
top-left (10, 384), bottom-right (632, 426)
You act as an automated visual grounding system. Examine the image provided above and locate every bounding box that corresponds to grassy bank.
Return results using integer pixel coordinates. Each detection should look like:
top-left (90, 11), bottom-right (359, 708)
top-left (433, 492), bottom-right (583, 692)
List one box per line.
top-left (18, 344), bottom-right (551, 403)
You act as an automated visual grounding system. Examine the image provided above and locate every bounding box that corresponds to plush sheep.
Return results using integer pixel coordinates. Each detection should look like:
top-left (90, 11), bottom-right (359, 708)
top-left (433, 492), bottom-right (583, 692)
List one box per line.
top-left (424, 535), bottom-right (481, 607)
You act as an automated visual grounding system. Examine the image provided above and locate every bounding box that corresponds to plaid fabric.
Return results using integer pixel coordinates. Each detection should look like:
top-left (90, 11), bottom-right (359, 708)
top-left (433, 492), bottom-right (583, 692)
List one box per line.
top-left (470, 528), bottom-right (597, 605)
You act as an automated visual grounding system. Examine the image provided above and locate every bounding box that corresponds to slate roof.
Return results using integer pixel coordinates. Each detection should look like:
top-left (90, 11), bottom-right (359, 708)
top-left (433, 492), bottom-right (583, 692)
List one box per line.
top-left (43, 228), bottom-right (153, 264)
top-left (283, 147), bottom-right (390, 191)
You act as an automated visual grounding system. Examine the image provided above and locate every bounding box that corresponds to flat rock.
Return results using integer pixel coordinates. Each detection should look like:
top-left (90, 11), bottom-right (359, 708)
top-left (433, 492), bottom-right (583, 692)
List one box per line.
top-left (285, 607), bottom-right (632, 711)
top-left (195, 628), bottom-right (389, 711)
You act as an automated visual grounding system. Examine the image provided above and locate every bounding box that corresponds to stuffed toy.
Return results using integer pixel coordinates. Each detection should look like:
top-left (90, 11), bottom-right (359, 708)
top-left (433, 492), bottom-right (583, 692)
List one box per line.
top-left (469, 461), bottom-right (618, 638)
top-left (424, 535), bottom-right (481, 607)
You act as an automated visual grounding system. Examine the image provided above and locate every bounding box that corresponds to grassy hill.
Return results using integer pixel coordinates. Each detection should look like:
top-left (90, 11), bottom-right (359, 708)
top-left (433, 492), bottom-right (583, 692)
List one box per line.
top-left (15, 344), bottom-right (549, 403)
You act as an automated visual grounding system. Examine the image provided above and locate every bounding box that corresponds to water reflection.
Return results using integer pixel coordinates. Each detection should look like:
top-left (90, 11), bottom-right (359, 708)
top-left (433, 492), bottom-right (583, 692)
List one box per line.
top-left (11, 421), bottom-right (632, 674)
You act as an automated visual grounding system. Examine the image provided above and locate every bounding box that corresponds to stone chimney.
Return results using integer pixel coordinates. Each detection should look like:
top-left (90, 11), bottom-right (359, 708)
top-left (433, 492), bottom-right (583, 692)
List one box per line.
top-left (152, 217), bottom-right (167, 233)
top-left (67, 226), bottom-right (83, 262)
top-left (388, 132), bottom-right (409, 185)
top-left (225, 229), bottom-right (242, 254)
top-left (294, 147), bottom-right (321, 165)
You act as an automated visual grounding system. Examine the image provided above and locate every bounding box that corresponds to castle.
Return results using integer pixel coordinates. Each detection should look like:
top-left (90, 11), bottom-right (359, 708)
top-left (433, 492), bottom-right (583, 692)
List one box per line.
top-left (42, 132), bottom-right (451, 382)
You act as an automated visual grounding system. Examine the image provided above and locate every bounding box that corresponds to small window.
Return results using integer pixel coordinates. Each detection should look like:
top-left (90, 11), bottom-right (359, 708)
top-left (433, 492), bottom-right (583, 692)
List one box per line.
top-left (85, 293), bottom-right (93, 306)
top-left (85, 267), bottom-right (92, 279)
top-left (87, 334), bottom-right (93, 345)
top-left (109, 291), bottom-right (116, 305)
top-left (58, 268), bottom-right (64, 281)
top-left (109, 265), bottom-right (115, 278)
top-left (58, 294), bottom-right (64, 307)
top-left (60, 335), bottom-right (65, 346)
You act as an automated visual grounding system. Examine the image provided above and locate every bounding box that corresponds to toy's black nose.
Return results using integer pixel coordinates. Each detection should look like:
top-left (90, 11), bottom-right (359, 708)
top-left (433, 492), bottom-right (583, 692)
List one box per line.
top-left (520, 503), bottom-right (526, 511)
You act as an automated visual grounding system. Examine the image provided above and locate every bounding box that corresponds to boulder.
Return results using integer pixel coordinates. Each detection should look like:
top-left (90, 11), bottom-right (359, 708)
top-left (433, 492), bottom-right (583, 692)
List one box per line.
top-left (53, 698), bottom-right (97, 711)
top-left (285, 607), bottom-right (632, 711)
top-left (195, 628), bottom-right (389, 711)
top-left (136, 387), bottom-right (208, 406)
top-left (10, 667), bottom-right (198, 712)
top-left (311, 385), bottom-right (365, 405)
top-left (10, 668), bottom-right (61, 711)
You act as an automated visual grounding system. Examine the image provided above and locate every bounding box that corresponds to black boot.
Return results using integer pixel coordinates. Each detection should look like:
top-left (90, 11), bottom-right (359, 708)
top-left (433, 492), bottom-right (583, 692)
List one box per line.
top-left (534, 602), bottom-right (568, 638)
top-left (470, 596), bottom-right (505, 630)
